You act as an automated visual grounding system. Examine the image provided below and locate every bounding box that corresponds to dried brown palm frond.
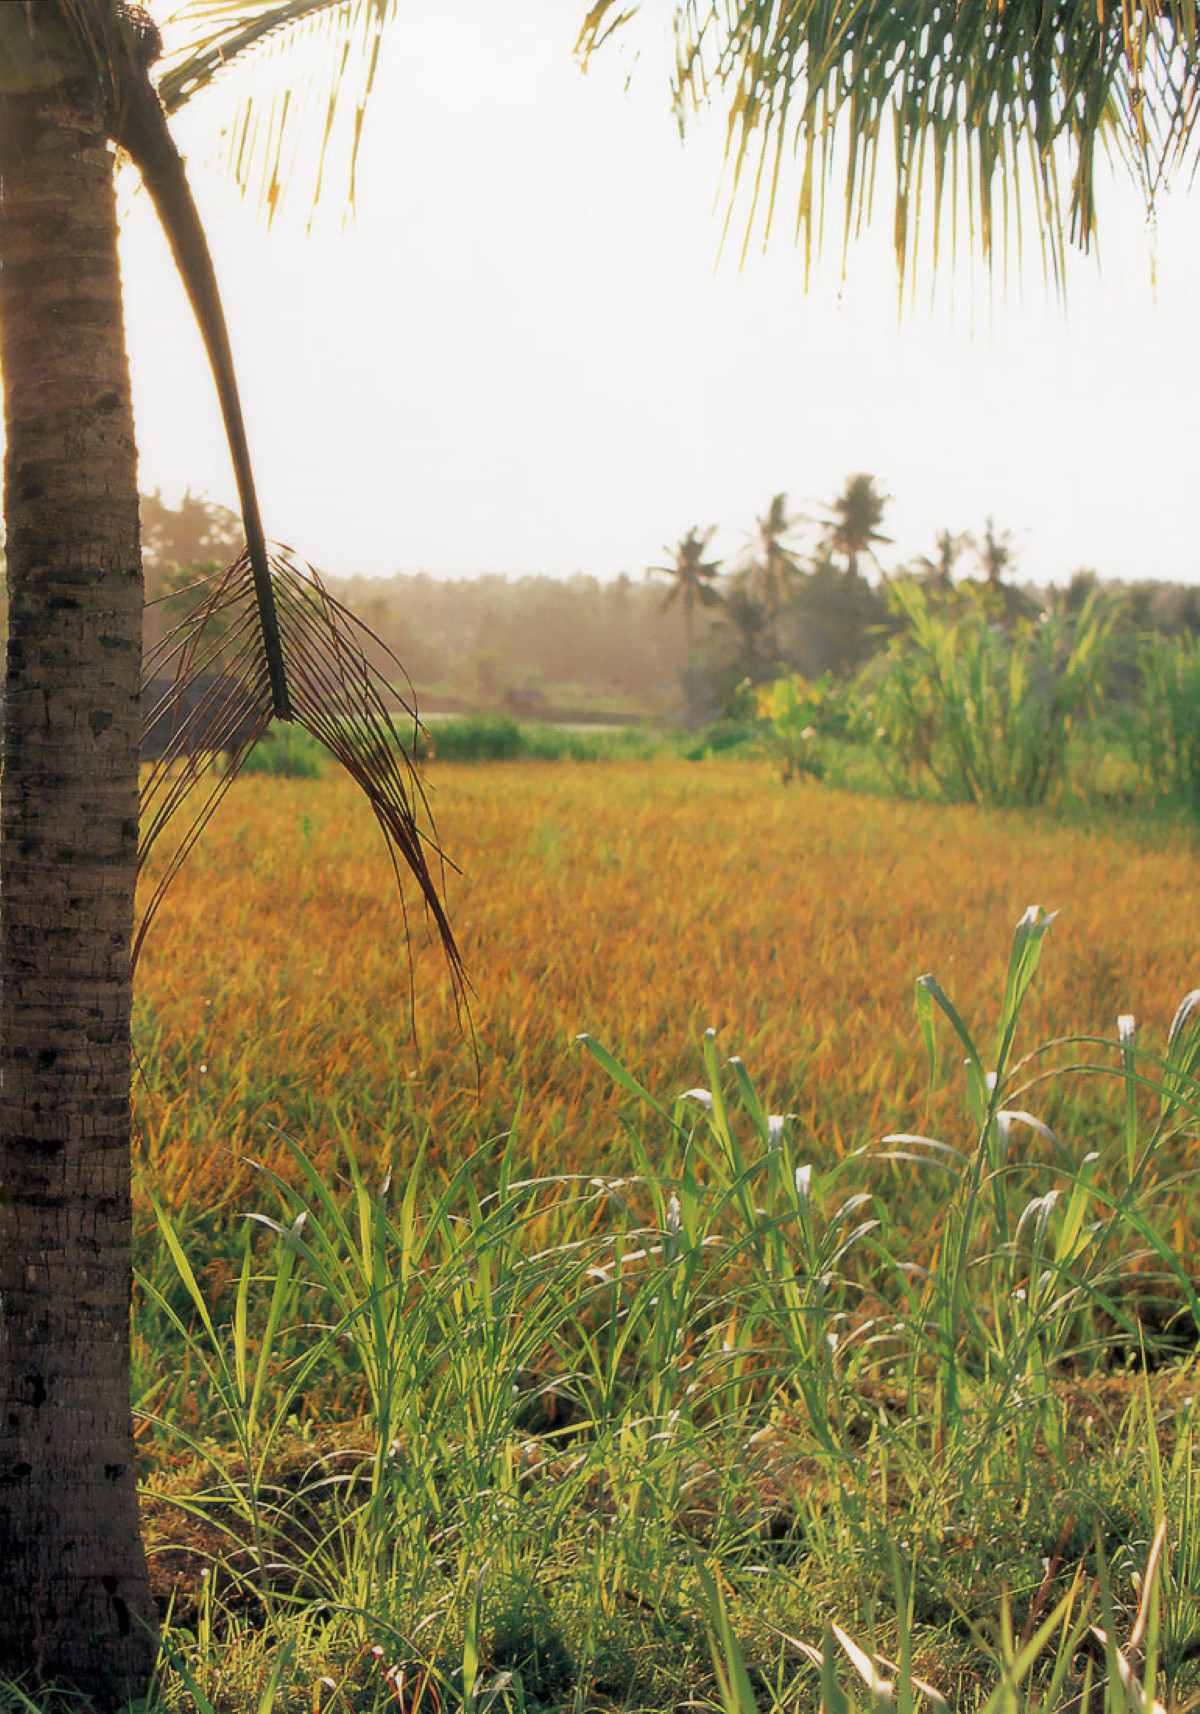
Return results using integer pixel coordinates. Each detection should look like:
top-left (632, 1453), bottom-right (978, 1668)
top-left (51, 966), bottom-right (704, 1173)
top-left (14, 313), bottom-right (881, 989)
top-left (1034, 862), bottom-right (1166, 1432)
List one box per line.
top-left (137, 546), bottom-right (465, 1016)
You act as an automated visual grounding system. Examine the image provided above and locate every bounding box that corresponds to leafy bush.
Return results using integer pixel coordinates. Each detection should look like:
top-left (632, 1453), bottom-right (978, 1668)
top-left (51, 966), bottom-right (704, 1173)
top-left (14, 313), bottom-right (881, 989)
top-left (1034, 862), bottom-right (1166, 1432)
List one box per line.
top-left (753, 672), bottom-right (851, 782)
top-left (1136, 631), bottom-right (1200, 811)
top-left (679, 717), bottom-right (763, 761)
top-left (869, 581), bottom-right (1114, 805)
top-left (420, 713), bottom-right (526, 761)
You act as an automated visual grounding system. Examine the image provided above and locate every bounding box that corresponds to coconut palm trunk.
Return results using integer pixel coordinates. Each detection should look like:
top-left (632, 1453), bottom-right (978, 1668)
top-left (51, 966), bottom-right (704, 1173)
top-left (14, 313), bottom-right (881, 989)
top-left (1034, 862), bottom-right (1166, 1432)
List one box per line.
top-left (0, 58), bottom-right (158, 1702)
top-left (682, 591), bottom-right (698, 727)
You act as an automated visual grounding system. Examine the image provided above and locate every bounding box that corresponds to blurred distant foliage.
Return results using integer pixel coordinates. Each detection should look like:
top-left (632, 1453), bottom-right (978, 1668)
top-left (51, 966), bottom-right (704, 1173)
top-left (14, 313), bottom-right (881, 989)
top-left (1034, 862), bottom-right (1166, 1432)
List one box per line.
top-left (141, 487), bottom-right (1200, 817)
top-left (140, 489), bottom-right (241, 572)
top-left (141, 489), bottom-right (245, 665)
top-left (1136, 632), bottom-right (1200, 812)
top-left (866, 582), bottom-right (1115, 807)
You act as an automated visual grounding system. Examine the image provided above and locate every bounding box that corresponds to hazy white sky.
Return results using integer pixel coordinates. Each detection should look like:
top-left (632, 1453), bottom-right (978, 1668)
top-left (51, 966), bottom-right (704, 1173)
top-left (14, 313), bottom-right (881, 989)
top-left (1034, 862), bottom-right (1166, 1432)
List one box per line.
top-left (119, 2), bottom-right (1200, 588)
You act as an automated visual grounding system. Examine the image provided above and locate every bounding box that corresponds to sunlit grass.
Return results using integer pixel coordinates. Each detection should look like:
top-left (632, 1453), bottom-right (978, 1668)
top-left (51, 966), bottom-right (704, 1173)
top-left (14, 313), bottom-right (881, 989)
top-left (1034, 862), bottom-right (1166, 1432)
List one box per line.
top-left (134, 760), bottom-right (1200, 1204)
top-left (117, 760), bottom-right (1200, 1712)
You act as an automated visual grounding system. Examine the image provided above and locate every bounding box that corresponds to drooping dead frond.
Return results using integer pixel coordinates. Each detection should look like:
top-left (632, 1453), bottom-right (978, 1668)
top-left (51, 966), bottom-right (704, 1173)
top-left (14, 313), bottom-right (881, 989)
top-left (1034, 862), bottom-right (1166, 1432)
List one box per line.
top-left (137, 547), bottom-right (465, 1014)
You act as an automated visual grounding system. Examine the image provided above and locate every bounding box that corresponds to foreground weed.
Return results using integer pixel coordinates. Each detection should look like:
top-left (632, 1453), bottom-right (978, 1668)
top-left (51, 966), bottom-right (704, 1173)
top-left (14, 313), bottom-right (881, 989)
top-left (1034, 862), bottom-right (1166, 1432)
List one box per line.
top-left (132, 904), bottom-right (1200, 1711)
top-left (879, 905), bottom-right (1200, 1486)
top-left (1136, 632), bottom-right (1200, 814)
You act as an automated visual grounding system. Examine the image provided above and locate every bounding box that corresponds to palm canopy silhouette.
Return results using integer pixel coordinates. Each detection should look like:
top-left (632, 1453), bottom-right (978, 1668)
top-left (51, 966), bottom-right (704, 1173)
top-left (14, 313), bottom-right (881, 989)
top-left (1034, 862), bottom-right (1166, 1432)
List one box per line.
top-left (650, 526), bottom-right (723, 723)
top-left (652, 526), bottom-right (722, 623)
top-left (914, 528), bottom-right (975, 591)
top-left (743, 492), bottom-right (804, 617)
top-left (824, 472), bottom-right (893, 582)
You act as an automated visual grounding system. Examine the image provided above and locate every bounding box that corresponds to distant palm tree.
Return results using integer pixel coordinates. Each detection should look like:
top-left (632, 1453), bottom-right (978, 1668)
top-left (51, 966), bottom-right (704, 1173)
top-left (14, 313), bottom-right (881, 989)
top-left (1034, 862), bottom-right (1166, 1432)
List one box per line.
top-left (824, 473), bottom-right (892, 582)
top-left (715, 578), bottom-right (776, 687)
top-left (979, 517), bottom-right (1017, 589)
top-left (744, 492), bottom-right (803, 618)
top-left (915, 528), bottom-right (974, 591)
top-left (650, 527), bottom-right (723, 724)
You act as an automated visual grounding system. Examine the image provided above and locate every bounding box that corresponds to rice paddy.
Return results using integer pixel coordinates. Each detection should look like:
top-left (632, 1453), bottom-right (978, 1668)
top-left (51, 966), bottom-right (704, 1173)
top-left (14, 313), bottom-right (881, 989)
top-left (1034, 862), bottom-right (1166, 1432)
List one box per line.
top-left (134, 760), bottom-right (1200, 1201)
top-left (123, 760), bottom-right (1200, 1714)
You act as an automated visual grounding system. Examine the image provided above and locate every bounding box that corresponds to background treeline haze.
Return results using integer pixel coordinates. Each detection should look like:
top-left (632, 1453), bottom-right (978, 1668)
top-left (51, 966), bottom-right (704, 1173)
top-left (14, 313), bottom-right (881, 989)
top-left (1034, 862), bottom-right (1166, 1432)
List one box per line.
top-left (140, 487), bottom-right (1200, 724)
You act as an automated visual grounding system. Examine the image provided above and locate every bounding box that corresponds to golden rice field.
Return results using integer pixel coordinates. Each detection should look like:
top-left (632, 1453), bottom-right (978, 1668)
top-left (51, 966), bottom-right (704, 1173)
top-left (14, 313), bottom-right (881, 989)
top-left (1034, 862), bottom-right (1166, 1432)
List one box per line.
top-left (133, 759), bottom-right (1200, 1217)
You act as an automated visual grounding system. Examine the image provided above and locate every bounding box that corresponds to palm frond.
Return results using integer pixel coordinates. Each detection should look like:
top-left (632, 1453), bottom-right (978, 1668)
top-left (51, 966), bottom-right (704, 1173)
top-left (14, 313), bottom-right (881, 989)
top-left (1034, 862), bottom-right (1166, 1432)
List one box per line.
top-left (137, 548), bottom-right (465, 1017)
top-left (579, 1), bottom-right (1200, 278)
top-left (576, 1), bottom-right (639, 57)
top-left (155, 0), bottom-right (398, 216)
top-left (114, 58), bottom-right (291, 717)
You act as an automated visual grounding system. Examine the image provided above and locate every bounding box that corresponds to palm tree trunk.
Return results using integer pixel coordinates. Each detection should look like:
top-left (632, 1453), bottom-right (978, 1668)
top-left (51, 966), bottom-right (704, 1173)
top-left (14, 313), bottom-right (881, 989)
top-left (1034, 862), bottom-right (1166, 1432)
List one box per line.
top-left (0, 67), bottom-right (158, 1704)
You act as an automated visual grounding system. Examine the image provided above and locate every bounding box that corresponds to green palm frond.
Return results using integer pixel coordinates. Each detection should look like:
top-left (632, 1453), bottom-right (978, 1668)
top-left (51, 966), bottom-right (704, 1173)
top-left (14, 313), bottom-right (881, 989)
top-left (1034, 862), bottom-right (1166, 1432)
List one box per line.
top-left (156, 0), bottom-right (398, 215)
top-left (579, 1), bottom-right (1200, 278)
top-left (138, 549), bottom-right (464, 1007)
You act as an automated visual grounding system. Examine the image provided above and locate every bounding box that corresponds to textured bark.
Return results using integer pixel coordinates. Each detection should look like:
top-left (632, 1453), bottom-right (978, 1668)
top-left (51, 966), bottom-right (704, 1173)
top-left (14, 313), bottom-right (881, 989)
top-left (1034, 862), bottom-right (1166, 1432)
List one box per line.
top-left (0, 57), bottom-right (157, 1705)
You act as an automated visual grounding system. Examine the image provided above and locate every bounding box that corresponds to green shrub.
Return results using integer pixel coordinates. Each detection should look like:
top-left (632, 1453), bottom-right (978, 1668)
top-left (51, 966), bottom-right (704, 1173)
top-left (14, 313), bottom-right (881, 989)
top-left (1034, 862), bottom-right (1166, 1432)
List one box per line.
top-left (753, 672), bottom-right (853, 782)
top-left (869, 581), bottom-right (1114, 806)
top-left (1136, 631), bottom-right (1200, 811)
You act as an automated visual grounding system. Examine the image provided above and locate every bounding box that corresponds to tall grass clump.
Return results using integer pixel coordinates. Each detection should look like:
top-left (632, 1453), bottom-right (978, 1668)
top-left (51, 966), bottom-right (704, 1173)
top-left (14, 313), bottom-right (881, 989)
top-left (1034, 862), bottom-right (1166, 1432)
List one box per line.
top-left (894, 906), bottom-right (1200, 1450)
top-left (870, 584), bottom-right (1113, 806)
top-left (132, 907), bottom-right (1200, 1711)
top-left (1136, 632), bottom-right (1200, 813)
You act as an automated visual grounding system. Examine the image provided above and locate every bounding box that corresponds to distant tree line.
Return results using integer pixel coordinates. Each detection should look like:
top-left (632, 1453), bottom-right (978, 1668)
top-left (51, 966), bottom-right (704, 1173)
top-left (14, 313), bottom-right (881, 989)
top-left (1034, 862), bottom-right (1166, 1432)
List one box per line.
top-left (139, 487), bottom-right (1200, 727)
top-left (140, 490), bottom-right (688, 718)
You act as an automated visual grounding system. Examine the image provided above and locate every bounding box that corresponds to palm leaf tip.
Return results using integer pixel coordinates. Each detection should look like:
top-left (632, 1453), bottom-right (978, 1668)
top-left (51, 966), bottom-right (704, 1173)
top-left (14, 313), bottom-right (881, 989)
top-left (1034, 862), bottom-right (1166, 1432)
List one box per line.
top-left (137, 547), bottom-right (466, 1012)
